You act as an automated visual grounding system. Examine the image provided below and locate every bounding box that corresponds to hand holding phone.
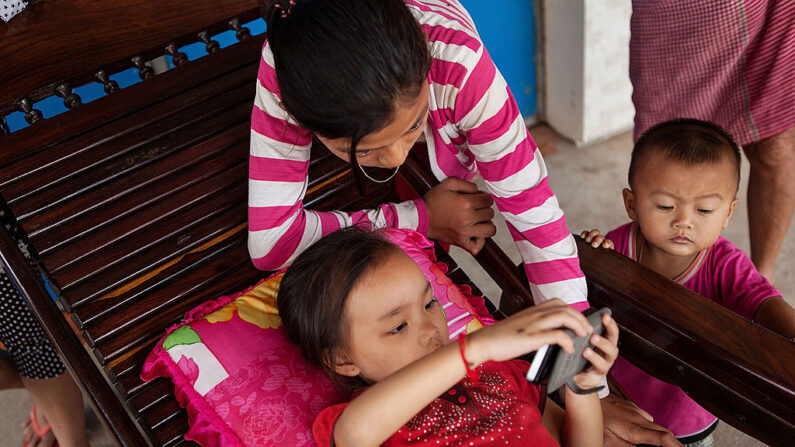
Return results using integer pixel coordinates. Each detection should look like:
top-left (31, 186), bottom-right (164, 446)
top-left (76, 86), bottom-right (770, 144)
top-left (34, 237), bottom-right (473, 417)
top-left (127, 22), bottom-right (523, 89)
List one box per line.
top-left (526, 307), bottom-right (612, 394)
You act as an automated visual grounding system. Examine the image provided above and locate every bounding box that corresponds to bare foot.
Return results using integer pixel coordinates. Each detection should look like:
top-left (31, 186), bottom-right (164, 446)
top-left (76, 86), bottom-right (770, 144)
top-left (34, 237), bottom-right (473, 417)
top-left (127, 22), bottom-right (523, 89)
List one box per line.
top-left (23, 406), bottom-right (56, 447)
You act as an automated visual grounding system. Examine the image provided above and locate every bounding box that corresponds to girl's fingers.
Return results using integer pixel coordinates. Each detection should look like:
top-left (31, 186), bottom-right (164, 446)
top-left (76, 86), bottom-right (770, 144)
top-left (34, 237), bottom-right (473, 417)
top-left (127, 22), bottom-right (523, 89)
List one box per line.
top-left (525, 305), bottom-right (593, 337)
top-left (470, 191), bottom-right (495, 209)
top-left (583, 346), bottom-right (612, 374)
top-left (591, 334), bottom-right (619, 363)
top-left (474, 206), bottom-right (495, 222)
top-left (464, 237), bottom-right (486, 255)
top-left (533, 329), bottom-right (576, 353)
top-left (580, 229), bottom-right (601, 243)
top-left (602, 314), bottom-right (620, 344)
top-left (470, 221), bottom-right (497, 238)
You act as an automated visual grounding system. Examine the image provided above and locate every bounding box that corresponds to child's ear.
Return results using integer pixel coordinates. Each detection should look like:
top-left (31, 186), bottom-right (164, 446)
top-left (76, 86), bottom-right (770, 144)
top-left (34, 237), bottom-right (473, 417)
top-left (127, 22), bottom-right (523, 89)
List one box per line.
top-left (325, 350), bottom-right (360, 378)
top-left (723, 197), bottom-right (739, 229)
top-left (622, 188), bottom-right (638, 221)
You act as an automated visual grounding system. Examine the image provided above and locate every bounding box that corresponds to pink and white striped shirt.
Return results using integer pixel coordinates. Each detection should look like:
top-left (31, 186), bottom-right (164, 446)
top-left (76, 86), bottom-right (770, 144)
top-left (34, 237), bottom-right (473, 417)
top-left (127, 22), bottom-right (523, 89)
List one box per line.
top-left (248, 0), bottom-right (587, 308)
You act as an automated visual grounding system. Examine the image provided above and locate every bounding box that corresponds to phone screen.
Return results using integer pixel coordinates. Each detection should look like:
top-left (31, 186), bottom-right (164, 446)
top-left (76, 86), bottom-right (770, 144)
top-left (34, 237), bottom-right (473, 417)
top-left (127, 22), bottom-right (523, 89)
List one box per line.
top-left (525, 343), bottom-right (550, 382)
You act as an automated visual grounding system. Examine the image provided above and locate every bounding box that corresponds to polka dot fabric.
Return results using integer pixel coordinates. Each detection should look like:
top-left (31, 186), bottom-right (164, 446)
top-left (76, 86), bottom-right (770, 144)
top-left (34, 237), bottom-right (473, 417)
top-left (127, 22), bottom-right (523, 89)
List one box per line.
top-left (0, 269), bottom-right (66, 379)
top-left (313, 360), bottom-right (559, 447)
top-left (0, 0), bottom-right (29, 23)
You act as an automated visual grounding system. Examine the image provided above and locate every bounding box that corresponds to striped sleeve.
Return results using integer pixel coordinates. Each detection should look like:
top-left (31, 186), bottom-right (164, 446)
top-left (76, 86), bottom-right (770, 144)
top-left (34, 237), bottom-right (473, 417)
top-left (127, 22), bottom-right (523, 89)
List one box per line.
top-left (248, 42), bottom-right (428, 271)
top-left (451, 41), bottom-right (588, 309)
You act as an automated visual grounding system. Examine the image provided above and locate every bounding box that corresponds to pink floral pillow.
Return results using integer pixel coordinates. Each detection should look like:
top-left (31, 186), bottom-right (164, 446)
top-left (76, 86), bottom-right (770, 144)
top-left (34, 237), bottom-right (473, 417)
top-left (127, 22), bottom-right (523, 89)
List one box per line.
top-left (141, 228), bottom-right (495, 446)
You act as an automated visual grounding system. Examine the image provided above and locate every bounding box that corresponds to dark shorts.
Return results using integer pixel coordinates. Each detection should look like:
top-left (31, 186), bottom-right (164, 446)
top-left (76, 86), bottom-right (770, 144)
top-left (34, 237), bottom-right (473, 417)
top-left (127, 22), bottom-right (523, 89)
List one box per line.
top-left (0, 269), bottom-right (66, 379)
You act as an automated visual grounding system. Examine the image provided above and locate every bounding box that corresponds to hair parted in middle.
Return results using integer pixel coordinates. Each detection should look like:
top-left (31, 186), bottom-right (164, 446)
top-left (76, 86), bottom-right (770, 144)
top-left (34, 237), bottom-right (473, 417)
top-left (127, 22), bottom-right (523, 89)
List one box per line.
top-left (277, 226), bottom-right (402, 389)
top-left (265, 0), bottom-right (432, 187)
top-left (629, 118), bottom-right (742, 192)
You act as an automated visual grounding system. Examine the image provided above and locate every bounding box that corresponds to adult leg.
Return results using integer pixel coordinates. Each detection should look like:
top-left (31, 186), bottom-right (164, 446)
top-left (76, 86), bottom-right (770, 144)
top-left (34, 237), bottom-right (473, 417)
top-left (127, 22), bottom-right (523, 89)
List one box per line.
top-left (743, 126), bottom-right (795, 283)
top-left (1, 271), bottom-right (88, 447)
top-left (22, 373), bottom-right (88, 447)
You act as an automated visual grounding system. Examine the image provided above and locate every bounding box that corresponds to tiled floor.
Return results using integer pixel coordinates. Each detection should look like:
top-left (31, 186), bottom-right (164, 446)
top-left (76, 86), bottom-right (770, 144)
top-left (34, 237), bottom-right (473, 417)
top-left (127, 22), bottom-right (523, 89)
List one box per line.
top-left (0, 126), bottom-right (789, 446)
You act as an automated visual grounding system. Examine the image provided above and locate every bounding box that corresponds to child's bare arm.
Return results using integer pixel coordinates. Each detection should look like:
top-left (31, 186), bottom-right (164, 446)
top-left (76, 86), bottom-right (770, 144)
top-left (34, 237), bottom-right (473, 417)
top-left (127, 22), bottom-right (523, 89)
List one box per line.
top-left (580, 229), bottom-right (615, 250)
top-left (754, 296), bottom-right (795, 339)
top-left (333, 299), bottom-right (593, 447)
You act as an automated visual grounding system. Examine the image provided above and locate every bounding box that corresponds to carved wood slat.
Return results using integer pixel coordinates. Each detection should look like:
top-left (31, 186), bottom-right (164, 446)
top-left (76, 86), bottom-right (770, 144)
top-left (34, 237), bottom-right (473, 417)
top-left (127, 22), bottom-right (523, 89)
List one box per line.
top-left (94, 70), bottom-right (119, 94)
top-left (15, 97), bottom-right (43, 125)
top-left (31, 133), bottom-right (249, 256)
top-left (197, 31), bottom-right (221, 54)
top-left (33, 114), bottom-right (251, 275)
top-left (7, 87), bottom-right (254, 220)
top-left (0, 0), bottom-right (262, 114)
top-left (54, 83), bottom-right (82, 109)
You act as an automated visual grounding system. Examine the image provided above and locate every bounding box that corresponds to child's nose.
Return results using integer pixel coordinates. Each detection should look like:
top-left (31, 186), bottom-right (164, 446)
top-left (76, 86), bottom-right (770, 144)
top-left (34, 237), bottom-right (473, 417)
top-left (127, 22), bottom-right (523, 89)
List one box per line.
top-left (379, 143), bottom-right (412, 168)
top-left (673, 210), bottom-right (694, 229)
top-left (420, 317), bottom-right (442, 346)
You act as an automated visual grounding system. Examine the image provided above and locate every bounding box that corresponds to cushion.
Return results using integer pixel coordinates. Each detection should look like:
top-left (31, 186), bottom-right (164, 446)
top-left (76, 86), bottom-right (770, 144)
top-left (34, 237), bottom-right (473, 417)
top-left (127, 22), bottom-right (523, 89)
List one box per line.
top-left (141, 228), bottom-right (496, 446)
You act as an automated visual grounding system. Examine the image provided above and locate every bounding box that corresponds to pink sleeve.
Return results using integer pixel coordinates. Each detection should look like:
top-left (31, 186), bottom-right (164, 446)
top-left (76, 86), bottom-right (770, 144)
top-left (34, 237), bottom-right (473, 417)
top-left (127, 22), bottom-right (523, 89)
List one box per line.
top-left (312, 402), bottom-right (350, 447)
top-left (248, 43), bottom-right (429, 270)
top-left (712, 239), bottom-right (782, 320)
top-left (452, 45), bottom-right (587, 308)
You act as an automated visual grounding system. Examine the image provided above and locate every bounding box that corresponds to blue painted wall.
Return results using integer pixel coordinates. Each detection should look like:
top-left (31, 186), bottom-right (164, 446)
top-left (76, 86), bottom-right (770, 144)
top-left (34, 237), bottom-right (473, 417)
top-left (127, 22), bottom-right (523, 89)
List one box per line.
top-left (459, 0), bottom-right (537, 118)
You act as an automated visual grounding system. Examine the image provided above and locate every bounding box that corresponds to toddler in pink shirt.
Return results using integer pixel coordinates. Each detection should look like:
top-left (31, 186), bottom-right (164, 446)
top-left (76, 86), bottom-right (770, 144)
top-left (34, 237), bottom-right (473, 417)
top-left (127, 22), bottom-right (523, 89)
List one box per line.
top-left (581, 118), bottom-right (795, 444)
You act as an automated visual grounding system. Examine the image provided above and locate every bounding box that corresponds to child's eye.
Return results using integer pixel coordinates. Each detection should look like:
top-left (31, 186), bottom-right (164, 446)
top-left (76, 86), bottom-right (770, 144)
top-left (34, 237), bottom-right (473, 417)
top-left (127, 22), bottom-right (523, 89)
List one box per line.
top-left (657, 205), bottom-right (673, 211)
top-left (388, 323), bottom-right (407, 335)
top-left (409, 121), bottom-right (423, 132)
top-left (698, 209), bottom-right (713, 214)
top-left (425, 298), bottom-right (436, 310)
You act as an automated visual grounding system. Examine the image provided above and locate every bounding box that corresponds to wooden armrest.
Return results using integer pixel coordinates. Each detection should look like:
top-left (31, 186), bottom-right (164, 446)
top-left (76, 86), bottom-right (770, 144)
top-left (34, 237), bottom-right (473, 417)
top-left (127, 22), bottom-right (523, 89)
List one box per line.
top-left (577, 238), bottom-right (794, 446)
top-left (0, 216), bottom-right (148, 445)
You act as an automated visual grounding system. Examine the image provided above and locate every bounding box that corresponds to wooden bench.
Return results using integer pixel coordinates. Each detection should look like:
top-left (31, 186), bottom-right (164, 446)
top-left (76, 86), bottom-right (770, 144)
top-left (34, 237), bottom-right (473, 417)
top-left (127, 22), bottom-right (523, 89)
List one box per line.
top-left (0, 1), bottom-right (792, 446)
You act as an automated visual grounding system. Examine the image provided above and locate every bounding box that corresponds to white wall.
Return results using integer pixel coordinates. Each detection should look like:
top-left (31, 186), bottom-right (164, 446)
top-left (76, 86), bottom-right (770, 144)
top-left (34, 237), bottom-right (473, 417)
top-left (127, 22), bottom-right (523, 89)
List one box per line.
top-left (543, 0), bottom-right (634, 145)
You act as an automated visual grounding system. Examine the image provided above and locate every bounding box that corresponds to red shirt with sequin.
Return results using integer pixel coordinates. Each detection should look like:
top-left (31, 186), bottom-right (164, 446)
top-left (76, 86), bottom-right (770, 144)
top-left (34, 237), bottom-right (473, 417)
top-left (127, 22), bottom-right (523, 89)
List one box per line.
top-left (313, 360), bottom-right (559, 446)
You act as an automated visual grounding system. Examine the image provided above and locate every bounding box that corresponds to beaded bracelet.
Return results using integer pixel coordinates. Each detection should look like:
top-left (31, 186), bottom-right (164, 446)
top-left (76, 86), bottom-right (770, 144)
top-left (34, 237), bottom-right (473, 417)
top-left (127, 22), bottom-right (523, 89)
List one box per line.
top-left (457, 335), bottom-right (479, 385)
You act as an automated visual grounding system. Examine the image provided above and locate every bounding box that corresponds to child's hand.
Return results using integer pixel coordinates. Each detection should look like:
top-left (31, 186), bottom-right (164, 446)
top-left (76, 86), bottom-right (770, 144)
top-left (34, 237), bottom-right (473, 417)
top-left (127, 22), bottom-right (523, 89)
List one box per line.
top-left (424, 178), bottom-right (496, 255)
top-left (467, 299), bottom-right (594, 365)
top-left (580, 229), bottom-right (615, 250)
top-left (571, 313), bottom-right (619, 390)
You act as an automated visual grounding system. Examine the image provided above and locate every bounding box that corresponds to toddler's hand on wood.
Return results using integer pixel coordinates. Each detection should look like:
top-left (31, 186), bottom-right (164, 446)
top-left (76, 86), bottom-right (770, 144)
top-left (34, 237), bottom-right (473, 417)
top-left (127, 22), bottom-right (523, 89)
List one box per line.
top-left (580, 229), bottom-right (614, 250)
top-left (572, 313), bottom-right (619, 390)
top-left (423, 178), bottom-right (496, 255)
top-left (467, 299), bottom-right (594, 366)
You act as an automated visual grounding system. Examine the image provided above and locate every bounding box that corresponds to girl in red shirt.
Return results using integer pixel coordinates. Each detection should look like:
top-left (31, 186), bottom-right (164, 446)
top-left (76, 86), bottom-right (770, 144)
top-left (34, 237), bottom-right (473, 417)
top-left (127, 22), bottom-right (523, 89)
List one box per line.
top-left (277, 227), bottom-right (619, 446)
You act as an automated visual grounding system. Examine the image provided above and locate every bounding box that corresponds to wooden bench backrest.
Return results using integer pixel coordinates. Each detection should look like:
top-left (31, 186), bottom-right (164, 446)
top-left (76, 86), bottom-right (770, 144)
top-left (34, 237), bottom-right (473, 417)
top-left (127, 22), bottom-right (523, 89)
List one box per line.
top-left (0, 0), bottom-right (262, 119)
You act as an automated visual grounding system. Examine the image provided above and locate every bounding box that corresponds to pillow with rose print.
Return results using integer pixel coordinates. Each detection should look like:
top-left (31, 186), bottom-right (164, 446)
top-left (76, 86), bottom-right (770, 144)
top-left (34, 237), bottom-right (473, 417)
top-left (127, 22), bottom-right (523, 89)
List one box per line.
top-left (141, 228), bottom-right (496, 446)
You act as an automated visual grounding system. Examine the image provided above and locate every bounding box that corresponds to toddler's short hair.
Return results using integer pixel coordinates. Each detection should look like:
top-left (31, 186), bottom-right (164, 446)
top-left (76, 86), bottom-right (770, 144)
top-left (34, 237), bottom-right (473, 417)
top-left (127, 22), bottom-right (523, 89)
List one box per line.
top-left (629, 118), bottom-right (741, 192)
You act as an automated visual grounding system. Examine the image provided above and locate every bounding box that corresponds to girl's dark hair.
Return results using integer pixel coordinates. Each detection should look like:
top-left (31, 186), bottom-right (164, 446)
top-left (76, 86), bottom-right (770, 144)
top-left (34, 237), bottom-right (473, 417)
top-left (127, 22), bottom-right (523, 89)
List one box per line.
top-left (277, 226), bottom-right (400, 389)
top-left (629, 118), bottom-right (742, 192)
top-left (266, 0), bottom-right (432, 186)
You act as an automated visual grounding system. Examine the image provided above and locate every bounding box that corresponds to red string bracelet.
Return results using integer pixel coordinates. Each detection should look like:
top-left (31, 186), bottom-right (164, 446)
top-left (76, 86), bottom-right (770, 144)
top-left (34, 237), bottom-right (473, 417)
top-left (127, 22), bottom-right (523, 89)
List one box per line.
top-left (458, 335), bottom-right (479, 385)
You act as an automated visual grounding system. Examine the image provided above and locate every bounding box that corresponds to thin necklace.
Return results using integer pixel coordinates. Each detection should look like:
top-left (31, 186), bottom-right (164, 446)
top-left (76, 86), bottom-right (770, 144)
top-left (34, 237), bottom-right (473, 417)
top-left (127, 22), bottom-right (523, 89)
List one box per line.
top-left (358, 164), bottom-right (400, 183)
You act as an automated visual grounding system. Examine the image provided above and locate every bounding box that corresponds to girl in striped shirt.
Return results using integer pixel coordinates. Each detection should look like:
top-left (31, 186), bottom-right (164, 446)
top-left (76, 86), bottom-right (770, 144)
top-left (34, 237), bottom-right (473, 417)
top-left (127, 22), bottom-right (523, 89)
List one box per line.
top-left (249, 0), bottom-right (587, 309)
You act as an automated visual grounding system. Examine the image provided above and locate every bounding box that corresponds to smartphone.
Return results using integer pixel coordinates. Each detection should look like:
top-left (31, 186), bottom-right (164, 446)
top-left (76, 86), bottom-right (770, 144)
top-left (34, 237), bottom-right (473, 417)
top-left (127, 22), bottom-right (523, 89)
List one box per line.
top-left (525, 307), bottom-right (611, 393)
